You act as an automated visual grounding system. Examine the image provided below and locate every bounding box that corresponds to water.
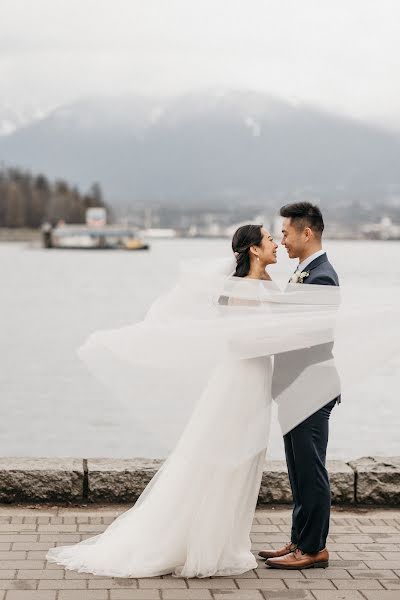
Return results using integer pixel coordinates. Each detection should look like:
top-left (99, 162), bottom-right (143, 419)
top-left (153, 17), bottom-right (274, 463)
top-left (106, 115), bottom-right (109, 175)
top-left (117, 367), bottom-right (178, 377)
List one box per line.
top-left (1, 239), bottom-right (399, 461)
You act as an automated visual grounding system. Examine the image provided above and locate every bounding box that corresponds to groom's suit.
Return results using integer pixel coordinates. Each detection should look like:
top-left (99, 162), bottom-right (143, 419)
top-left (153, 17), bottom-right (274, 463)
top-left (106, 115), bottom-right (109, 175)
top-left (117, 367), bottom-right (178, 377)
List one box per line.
top-left (277, 252), bottom-right (339, 554)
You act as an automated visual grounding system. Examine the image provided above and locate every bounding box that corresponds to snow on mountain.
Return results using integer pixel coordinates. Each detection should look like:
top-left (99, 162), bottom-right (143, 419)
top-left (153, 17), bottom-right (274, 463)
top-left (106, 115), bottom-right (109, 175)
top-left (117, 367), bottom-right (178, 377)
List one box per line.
top-left (0, 102), bottom-right (54, 136)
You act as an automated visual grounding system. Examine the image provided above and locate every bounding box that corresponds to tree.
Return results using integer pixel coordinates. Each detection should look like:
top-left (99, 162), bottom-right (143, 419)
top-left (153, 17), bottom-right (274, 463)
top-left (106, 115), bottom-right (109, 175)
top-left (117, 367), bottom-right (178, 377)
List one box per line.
top-left (0, 167), bottom-right (109, 228)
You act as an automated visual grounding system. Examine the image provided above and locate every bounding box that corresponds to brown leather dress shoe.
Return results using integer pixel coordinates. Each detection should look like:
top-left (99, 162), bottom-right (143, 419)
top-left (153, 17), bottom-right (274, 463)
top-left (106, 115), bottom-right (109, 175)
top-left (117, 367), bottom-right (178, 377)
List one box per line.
top-left (258, 542), bottom-right (297, 560)
top-left (266, 547), bottom-right (329, 569)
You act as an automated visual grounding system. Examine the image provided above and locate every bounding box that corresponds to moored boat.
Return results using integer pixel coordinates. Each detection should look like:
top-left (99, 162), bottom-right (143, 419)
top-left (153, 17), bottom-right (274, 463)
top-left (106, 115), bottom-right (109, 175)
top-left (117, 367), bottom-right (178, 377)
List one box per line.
top-left (42, 207), bottom-right (150, 250)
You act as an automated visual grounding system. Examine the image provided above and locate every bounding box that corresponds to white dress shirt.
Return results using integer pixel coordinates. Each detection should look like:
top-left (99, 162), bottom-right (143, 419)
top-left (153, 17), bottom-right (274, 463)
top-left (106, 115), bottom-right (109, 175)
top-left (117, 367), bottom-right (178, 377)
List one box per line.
top-left (296, 249), bottom-right (325, 273)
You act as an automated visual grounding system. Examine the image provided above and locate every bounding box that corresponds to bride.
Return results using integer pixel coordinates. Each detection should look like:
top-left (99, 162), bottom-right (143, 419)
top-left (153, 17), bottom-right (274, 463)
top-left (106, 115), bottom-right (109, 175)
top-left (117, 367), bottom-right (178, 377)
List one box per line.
top-left (46, 224), bottom-right (337, 578)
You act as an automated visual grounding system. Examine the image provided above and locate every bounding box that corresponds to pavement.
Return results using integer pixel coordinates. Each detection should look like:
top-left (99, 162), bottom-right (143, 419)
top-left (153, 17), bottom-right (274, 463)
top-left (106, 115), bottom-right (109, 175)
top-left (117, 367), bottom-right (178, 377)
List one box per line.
top-left (0, 504), bottom-right (400, 600)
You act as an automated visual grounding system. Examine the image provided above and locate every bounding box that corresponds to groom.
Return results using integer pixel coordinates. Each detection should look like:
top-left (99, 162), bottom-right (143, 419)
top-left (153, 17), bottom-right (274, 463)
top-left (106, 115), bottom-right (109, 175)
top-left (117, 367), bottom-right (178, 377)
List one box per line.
top-left (260, 202), bottom-right (340, 570)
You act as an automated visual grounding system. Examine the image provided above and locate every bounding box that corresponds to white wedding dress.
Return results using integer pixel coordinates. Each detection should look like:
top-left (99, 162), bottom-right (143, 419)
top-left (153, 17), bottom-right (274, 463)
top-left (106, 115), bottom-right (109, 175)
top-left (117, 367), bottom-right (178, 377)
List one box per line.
top-left (45, 261), bottom-right (345, 578)
top-left (47, 263), bottom-right (280, 578)
top-left (46, 355), bottom-right (273, 577)
top-left (46, 258), bottom-right (399, 578)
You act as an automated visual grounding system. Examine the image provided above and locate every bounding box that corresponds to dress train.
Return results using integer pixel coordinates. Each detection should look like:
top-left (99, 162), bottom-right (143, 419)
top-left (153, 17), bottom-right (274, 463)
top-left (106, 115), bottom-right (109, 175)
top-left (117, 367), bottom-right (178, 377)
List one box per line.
top-left (46, 356), bottom-right (272, 578)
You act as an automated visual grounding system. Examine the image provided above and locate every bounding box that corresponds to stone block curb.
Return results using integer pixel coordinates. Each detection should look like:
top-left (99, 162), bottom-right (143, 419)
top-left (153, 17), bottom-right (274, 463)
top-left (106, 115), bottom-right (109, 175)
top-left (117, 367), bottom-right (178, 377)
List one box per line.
top-left (0, 456), bottom-right (399, 505)
top-left (349, 456), bottom-right (400, 505)
top-left (259, 460), bottom-right (354, 504)
top-left (86, 458), bottom-right (163, 502)
top-left (0, 458), bottom-right (84, 503)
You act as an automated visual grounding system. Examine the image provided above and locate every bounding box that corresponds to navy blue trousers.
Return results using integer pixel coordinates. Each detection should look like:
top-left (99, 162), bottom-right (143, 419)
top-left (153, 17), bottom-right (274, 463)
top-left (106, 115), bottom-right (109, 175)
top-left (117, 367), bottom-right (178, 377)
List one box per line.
top-left (283, 398), bottom-right (337, 553)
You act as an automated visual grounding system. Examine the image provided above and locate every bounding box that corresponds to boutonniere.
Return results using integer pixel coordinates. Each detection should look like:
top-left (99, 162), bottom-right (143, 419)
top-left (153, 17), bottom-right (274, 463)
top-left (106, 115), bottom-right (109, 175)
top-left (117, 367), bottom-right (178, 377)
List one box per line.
top-left (290, 270), bottom-right (310, 284)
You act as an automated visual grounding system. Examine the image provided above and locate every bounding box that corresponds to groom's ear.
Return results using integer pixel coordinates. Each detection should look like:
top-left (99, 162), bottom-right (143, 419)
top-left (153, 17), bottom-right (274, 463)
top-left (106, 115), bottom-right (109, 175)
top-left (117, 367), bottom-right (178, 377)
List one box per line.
top-left (304, 226), bottom-right (313, 240)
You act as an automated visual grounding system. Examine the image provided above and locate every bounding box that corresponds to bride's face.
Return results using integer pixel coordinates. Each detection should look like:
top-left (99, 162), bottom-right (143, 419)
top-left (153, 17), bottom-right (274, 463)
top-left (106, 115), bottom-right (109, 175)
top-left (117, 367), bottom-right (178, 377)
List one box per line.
top-left (254, 228), bottom-right (278, 265)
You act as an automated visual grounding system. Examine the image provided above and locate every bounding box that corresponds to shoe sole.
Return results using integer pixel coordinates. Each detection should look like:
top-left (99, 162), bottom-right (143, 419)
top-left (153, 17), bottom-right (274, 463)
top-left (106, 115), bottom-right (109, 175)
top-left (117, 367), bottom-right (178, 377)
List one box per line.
top-left (266, 561), bottom-right (329, 570)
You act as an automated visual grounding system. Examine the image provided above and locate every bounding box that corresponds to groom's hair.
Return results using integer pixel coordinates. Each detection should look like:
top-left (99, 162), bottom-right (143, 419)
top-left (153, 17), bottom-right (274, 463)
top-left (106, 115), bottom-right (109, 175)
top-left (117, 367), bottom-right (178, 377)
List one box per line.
top-left (280, 202), bottom-right (324, 238)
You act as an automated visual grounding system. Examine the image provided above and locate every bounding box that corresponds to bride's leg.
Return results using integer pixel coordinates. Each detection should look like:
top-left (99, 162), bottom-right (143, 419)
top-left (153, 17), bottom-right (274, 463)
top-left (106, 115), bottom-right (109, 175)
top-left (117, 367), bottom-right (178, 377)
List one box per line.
top-left (175, 357), bottom-right (272, 577)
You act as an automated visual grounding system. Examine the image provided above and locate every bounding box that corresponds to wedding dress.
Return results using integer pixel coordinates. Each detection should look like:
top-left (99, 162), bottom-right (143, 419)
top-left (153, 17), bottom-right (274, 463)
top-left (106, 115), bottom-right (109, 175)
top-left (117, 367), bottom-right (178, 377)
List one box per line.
top-left (47, 354), bottom-right (272, 577)
top-left (46, 268), bottom-right (276, 577)
top-left (46, 258), bottom-right (400, 578)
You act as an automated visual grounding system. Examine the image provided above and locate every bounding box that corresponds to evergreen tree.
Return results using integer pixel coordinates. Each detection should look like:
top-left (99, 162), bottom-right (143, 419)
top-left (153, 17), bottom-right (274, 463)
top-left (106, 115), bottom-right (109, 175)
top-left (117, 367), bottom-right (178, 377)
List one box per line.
top-left (0, 166), bottom-right (108, 227)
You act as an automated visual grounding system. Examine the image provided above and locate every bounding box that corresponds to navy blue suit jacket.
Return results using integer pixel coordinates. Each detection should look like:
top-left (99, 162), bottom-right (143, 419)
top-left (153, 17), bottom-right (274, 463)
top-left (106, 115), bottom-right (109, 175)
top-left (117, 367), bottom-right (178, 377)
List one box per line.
top-left (272, 252), bottom-right (341, 406)
top-left (301, 252), bottom-right (339, 287)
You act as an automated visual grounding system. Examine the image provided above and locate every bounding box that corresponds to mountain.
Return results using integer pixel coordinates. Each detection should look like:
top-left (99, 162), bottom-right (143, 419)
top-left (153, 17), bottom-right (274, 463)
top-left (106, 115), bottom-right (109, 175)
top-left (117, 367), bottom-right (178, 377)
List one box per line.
top-left (0, 102), bottom-right (54, 137)
top-left (1, 90), bottom-right (400, 207)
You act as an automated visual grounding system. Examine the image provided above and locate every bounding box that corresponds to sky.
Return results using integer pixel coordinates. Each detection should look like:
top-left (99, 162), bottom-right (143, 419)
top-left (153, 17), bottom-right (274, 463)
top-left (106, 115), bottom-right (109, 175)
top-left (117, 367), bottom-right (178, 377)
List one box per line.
top-left (2, 0), bottom-right (400, 129)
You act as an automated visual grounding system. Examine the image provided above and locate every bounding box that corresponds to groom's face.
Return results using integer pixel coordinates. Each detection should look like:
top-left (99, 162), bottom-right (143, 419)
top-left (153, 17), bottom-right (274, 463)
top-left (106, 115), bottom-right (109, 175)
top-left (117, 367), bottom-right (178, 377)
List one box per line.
top-left (281, 218), bottom-right (306, 259)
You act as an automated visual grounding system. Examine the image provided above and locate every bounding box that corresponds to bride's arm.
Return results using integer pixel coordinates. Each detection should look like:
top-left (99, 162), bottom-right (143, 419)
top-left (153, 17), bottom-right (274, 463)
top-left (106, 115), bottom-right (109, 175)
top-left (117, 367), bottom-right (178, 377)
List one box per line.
top-left (217, 294), bottom-right (260, 306)
top-left (228, 296), bottom-right (261, 306)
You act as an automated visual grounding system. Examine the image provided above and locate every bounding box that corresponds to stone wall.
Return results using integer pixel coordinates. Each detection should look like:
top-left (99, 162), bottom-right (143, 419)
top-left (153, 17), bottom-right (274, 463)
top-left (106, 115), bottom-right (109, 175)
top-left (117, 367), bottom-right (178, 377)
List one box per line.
top-left (0, 456), bottom-right (399, 505)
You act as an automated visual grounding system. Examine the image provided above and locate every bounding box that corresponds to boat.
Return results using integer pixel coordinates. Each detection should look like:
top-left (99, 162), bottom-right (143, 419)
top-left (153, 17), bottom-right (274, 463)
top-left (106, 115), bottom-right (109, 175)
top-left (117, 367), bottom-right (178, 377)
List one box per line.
top-left (42, 208), bottom-right (150, 250)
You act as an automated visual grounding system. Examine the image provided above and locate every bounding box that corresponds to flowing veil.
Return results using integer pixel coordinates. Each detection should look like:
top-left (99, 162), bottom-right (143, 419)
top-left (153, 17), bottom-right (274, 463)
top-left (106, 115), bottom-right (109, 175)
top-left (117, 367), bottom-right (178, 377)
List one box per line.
top-left (46, 256), bottom-right (400, 578)
top-left (76, 257), bottom-right (339, 452)
top-left (74, 256), bottom-right (400, 451)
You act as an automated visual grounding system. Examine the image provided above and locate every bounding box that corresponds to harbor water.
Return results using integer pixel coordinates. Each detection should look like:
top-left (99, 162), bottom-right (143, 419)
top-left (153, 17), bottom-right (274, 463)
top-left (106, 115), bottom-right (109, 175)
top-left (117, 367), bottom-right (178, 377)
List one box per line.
top-left (1, 239), bottom-right (399, 460)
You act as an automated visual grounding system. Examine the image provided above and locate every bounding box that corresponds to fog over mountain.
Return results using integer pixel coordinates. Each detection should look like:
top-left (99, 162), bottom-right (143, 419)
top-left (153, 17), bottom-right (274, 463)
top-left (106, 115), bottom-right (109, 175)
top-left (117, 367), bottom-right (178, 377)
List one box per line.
top-left (0, 102), bottom-right (54, 137)
top-left (1, 90), bottom-right (400, 208)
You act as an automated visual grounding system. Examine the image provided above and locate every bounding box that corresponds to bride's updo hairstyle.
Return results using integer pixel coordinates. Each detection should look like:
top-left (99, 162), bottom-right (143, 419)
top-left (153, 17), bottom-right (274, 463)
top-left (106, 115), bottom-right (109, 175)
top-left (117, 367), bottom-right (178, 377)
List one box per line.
top-left (232, 224), bottom-right (263, 277)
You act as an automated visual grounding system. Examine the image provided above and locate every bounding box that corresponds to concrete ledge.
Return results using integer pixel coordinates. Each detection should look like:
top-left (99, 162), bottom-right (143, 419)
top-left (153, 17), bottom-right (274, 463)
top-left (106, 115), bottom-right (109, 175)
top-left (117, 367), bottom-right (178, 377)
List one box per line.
top-left (349, 456), bottom-right (400, 504)
top-left (0, 456), bottom-right (398, 505)
top-left (259, 460), bottom-right (291, 503)
top-left (0, 457), bottom-right (84, 503)
top-left (259, 459), bottom-right (354, 504)
top-left (328, 460), bottom-right (355, 503)
top-left (87, 458), bottom-right (163, 502)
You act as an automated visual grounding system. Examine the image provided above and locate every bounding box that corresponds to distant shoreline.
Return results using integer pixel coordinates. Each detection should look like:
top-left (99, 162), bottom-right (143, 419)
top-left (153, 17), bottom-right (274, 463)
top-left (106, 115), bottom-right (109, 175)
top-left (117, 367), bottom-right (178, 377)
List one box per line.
top-left (0, 228), bottom-right (399, 243)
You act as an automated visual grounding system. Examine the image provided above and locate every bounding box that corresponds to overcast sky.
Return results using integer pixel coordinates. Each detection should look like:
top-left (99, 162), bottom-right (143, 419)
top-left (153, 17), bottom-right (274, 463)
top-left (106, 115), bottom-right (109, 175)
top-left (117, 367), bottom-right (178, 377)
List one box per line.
top-left (2, 0), bottom-right (400, 129)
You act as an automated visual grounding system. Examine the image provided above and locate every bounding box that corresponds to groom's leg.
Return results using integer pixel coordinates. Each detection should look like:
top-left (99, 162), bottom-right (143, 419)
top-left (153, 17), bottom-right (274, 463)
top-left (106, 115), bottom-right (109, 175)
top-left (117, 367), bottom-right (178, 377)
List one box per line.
top-left (288, 398), bottom-right (336, 553)
top-left (283, 432), bottom-right (302, 546)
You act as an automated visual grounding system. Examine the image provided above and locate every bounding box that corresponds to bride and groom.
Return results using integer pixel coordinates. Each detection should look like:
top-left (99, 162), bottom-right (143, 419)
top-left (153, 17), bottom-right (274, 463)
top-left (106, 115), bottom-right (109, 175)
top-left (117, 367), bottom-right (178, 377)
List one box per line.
top-left (46, 201), bottom-right (340, 577)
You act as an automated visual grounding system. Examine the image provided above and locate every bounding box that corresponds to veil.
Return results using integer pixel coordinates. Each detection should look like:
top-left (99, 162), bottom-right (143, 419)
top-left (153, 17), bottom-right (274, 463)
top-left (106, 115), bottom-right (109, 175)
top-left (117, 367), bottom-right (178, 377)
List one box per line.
top-left (77, 256), bottom-right (400, 458)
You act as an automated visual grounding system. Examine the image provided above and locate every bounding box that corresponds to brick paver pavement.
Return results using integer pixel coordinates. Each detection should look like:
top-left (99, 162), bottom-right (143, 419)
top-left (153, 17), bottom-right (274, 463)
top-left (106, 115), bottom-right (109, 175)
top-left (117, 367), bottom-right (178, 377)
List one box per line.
top-left (0, 505), bottom-right (400, 600)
